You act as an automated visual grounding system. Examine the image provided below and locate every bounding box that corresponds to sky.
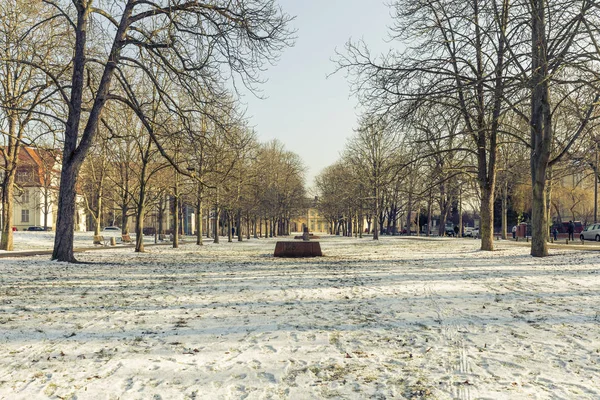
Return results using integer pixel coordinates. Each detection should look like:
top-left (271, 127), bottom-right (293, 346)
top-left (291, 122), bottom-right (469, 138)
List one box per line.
top-left (242, 0), bottom-right (394, 188)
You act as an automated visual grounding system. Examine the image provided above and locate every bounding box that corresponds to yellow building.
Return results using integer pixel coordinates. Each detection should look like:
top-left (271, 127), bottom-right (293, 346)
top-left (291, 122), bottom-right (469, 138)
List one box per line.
top-left (292, 208), bottom-right (329, 233)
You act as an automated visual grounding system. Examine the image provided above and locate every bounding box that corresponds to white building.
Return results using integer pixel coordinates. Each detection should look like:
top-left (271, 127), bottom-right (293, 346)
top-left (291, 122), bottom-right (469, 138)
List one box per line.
top-left (6, 147), bottom-right (86, 231)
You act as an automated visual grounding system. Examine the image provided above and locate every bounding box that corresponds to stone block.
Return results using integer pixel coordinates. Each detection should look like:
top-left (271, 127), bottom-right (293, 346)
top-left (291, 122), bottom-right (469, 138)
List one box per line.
top-left (274, 241), bottom-right (323, 257)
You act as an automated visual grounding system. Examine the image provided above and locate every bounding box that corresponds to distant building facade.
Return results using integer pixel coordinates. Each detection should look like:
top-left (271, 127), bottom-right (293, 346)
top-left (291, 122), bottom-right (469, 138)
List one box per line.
top-left (1, 147), bottom-right (86, 231)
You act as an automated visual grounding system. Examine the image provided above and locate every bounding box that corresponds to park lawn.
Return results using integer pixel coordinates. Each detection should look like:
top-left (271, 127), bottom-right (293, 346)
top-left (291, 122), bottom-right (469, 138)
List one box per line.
top-left (1, 235), bottom-right (599, 399)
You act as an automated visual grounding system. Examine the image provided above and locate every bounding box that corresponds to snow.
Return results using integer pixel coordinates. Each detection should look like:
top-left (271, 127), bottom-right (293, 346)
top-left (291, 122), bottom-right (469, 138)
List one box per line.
top-left (0, 231), bottom-right (158, 252)
top-left (1, 235), bottom-right (599, 399)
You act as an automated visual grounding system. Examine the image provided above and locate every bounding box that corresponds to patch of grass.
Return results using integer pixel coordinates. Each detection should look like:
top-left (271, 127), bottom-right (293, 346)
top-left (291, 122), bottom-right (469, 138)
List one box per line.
top-left (329, 331), bottom-right (340, 346)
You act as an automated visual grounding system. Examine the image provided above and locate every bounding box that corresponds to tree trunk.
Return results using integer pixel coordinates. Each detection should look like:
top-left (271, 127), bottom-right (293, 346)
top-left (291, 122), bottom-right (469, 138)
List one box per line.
top-left (237, 209), bottom-right (243, 241)
top-left (135, 204), bottom-right (145, 253)
top-left (501, 179), bottom-right (508, 240)
top-left (227, 211), bottom-right (233, 242)
top-left (247, 213), bottom-right (251, 239)
top-left (427, 193), bottom-right (432, 237)
top-left (546, 166), bottom-right (553, 239)
top-left (173, 194), bottom-right (179, 248)
top-left (530, 0), bottom-right (551, 257)
top-left (52, 163), bottom-right (80, 262)
top-left (53, 3), bottom-right (135, 261)
top-left (458, 191), bottom-right (463, 237)
top-left (93, 194), bottom-right (102, 236)
top-left (43, 190), bottom-right (50, 231)
top-left (480, 186), bottom-right (495, 249)
top-left (406, 196), bottom-right (412, 236)
top-left (373, 186), bottom-right (379, 240)
top-left (213, 187), bottom-right (220, 243)
top-left (121, 206), bottom-right (129, 235)
top-left (196, 196), bottom-right (203, 245)
top-left (158, 196), bottom-right (164, 240)
top-left (0, 171), bottom-right (16, 251)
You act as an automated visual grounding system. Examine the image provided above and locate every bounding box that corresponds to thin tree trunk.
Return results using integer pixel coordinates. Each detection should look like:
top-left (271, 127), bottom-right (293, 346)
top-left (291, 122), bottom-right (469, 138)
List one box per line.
top-left (227, 211), bottom-right (233, 242)
top-left (237, 209), bottom-right (242, 241)
top-left (0, 172), bottom-right (16, 251)
top-left (173, 194), bottom-right (179, 248)
top-left (158, 195), bottom-right (164, 240)
top-left (501, 179), bottom-right (508, 240)
top-left (427, 192), bottom-right (432, 237)
top-left (373, 186), bottom-right (379, 240)
top-left (196, 195), bottom-right (203, 245)
top-left (135, 203), bottom-right (145, 252)
top-left (213, 187), bottom-right (220, 244)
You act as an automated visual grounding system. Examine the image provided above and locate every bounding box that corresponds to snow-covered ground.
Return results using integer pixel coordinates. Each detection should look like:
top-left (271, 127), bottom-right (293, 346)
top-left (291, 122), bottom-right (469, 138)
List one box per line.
top-left (1, 235), bottom-right (599, 399)
top-left (0, 231), bottom-right (163, 252)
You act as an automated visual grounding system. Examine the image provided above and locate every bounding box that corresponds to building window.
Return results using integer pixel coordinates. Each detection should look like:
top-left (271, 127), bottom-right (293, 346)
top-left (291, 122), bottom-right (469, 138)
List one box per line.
top-left (21, 209), bottom-right (30, 223)
top-left (16, 170), bottom-right (30, 183)
top-left (22, 189), bottom-right (29, 203)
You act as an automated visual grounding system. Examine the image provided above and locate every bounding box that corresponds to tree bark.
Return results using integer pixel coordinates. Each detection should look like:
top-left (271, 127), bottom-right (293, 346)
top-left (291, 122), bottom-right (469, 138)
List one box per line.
top-left (501, 179), bottom-right (508, 240)
top-left (135, 203), bottom-right (145, 253)
top-left (52, 2), bottom-right (134, 261)
top-left (173, 193), bottom-right (179, 249)
top-left (51, 163), bottom-right (80, 262)
top-left (196, 195), bottom-right (203, 246)
top-left (0, 171), bottom-right (16, 251)
top-left (237, 209), bottom-right (242, 241)
top-left (373, 186), bottom-right (379, 240)
top-left (213, 187), bottom-right (220, 243)
top-left (530, 0), bottom-right (551, 257)
top-left (480, 186), bottom-right (495, 248)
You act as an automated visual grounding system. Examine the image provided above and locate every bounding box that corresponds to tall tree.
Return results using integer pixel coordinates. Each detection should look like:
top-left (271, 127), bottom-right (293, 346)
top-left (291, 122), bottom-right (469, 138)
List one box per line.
top-left (0, 0), bottom-right (57, 250)
top-left (345, 117), bottom-right (402, 240)
top-left (42, 0), bottom-right (293, 262)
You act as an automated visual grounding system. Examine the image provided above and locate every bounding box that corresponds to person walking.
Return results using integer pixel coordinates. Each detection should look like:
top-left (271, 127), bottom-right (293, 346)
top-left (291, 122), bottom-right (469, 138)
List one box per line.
top-left (568, 221), bottom-right (575, 241)
top-left (553, 227), bottom-right (558, 241)
top-left (512, 225), bottom-right (517, 239)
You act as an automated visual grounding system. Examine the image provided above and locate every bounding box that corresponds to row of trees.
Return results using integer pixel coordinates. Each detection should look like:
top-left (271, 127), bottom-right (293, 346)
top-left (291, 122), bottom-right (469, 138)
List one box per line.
top-left (0, 0), bottom-right (296, 261)
top-left (333, 0), bottom-right (600, 257)
top-left (81, 122), bottom-right (307, 253)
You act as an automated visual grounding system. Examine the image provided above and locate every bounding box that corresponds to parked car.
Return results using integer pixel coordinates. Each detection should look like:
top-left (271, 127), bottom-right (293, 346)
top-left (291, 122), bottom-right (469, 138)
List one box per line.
top-left (580, 224), bottom-right (600, 241)
top-left (27, 226), bottom-right (45, 231)
top-left (102, 226), bottom-right (121, 232)
top-left (143, 227), bottom-right (156, 236)
top-left (445, 223), bottom-right (455, 236)
top-left (463, 227), bottom-right (476, 237)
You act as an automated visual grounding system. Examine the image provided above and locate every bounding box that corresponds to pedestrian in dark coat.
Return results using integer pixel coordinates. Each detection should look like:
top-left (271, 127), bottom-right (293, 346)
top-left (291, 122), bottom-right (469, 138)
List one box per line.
top-left (568, 221), bottom-right (575, 241)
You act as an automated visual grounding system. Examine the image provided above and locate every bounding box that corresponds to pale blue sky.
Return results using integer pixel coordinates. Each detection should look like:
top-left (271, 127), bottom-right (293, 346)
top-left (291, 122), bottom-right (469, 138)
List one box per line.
top-left (243, 0), bottom-right (393, 187)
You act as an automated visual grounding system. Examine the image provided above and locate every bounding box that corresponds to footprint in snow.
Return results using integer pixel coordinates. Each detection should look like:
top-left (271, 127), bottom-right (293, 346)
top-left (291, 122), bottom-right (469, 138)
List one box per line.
top-left (261, 345), bottom-right (277, 353)
top-left (257, 371), bottom-right (276, 383)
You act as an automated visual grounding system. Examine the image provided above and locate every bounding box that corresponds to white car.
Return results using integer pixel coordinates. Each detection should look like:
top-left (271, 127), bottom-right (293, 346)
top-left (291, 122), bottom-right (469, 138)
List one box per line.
top-left (464, 227), bottom-right (479, 237)
top-left (580, 224), bottom-right (600, 241)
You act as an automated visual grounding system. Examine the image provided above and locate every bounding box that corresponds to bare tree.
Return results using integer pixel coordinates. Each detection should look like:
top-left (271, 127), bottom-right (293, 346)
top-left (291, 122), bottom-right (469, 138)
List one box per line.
top-left (345, 117), bottom-right (403, 240)
top-left (336, 0), bottom-right (516, 250)
top-left (39, 0), bottom-right (293, 262)
top-left (0, 0), bottom-right (57, 250)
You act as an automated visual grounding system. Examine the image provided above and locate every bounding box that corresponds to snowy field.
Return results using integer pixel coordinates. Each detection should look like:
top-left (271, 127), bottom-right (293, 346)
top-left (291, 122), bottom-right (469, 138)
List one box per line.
top-left (1, 236), bottom-right (599, 399)
top-left (0, 231), bottom-right (160, 252)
